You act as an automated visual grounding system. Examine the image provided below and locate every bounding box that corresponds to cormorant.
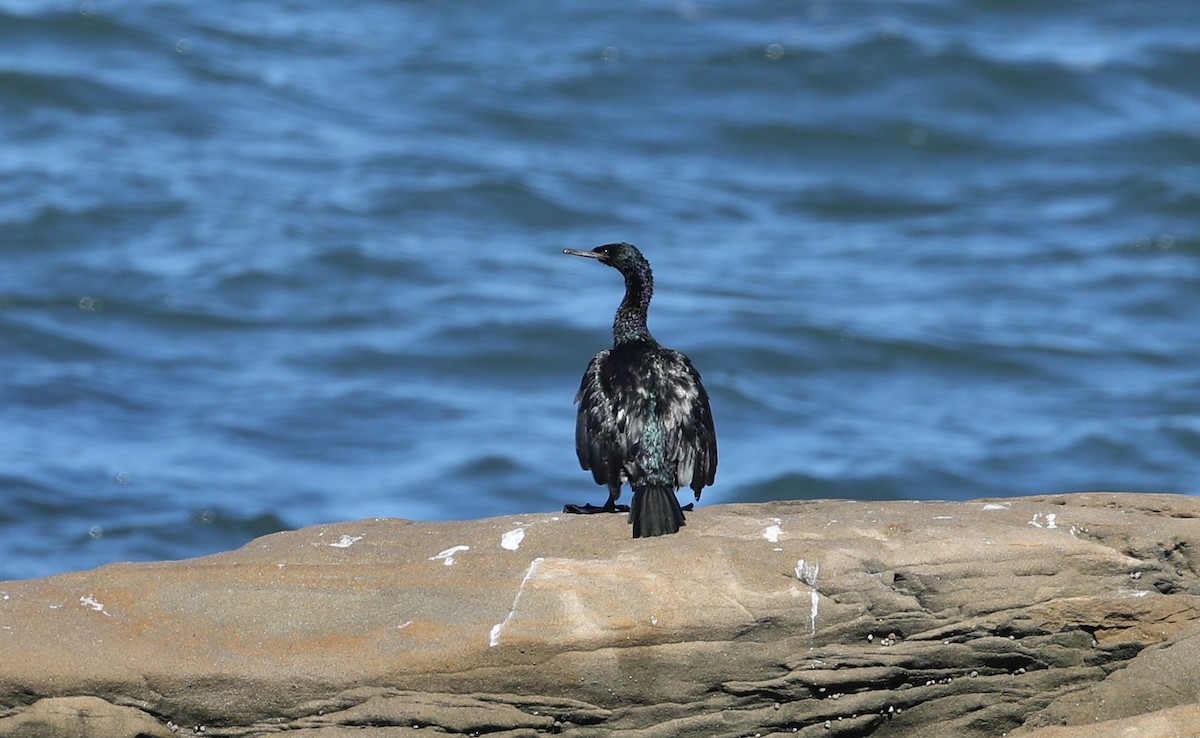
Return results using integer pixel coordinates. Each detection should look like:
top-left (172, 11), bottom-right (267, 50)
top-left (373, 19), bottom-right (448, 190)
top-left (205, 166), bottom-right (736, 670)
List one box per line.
top-left (561, 242), bottom-right (717, 538)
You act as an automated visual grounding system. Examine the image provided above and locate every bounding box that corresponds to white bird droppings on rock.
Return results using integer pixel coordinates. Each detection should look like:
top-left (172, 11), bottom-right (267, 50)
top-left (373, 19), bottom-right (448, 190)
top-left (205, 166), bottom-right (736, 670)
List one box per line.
top-left (795, 559), bottom-right (820, 634)
top-left (1029, 512), bottom-right (1058, 529)
top-left (79, 595), bottom-right (111, 617)
top-left (429, 545), bottom-right (470, 566)
top-left (501, 528), bottom-right (526, 551)
top-left (795, 559), bottom-right (819, 587)
top-left (489, 557), bottom-right (544, 647)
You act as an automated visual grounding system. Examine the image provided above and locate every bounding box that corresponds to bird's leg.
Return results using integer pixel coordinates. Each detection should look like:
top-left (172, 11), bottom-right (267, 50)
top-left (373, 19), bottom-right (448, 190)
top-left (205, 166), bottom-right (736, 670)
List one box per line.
top-left (563, 482), bottom-right (631, 514)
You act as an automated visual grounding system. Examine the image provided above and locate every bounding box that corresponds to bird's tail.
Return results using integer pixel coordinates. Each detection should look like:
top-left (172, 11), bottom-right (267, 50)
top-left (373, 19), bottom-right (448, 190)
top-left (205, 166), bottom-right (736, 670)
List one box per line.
top-left (630, 483), bottom-right (685, 538)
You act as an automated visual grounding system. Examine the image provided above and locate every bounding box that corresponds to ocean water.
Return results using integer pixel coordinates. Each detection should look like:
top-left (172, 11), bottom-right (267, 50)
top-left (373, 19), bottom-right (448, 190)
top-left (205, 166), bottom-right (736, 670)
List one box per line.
top-left (2, 0), bottom-right (1198, 581)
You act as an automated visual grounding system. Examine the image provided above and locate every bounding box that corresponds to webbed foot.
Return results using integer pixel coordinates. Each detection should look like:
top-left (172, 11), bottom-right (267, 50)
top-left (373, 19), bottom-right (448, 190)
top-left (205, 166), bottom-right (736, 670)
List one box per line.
top-left (563, 502), bottom-right (631, 514)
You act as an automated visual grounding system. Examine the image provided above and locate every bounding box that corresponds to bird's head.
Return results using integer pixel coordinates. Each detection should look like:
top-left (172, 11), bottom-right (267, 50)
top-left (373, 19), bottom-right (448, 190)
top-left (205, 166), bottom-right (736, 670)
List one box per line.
top-left (563, 242), bottom-right (650, 276)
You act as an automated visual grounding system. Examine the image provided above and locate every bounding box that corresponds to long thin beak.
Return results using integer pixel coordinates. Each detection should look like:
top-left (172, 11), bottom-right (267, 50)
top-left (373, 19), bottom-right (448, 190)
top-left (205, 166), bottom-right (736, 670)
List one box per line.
top-left (563, 248), bottom-right (603, 260)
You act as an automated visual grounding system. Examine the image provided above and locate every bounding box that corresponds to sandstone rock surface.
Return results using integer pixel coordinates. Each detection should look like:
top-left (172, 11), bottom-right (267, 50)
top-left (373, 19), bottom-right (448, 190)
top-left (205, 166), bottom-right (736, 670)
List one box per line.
top-left (1, 493), bottom-right (1199, 737)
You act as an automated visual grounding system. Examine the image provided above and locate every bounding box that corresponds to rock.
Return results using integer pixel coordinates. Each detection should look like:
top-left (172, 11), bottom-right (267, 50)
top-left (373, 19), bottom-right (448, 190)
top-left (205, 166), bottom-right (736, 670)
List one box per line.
top-left (1, 493), bottom-right (1199, 737)
top-left (0, 695), bottom-right (174, 738)
top-left (1013, 703), bottom-right (1200, 738)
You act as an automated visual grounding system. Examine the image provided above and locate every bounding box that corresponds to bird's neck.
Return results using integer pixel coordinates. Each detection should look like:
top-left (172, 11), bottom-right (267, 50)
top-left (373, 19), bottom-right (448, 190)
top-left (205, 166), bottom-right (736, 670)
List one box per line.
top-left (612, 268), bottom-right (654, 345)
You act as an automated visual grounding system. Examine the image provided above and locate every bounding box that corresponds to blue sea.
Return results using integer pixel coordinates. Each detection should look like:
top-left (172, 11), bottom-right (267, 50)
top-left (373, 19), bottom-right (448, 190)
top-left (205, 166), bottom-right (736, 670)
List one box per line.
top-left (2, 0), bottom-right (1198, 581)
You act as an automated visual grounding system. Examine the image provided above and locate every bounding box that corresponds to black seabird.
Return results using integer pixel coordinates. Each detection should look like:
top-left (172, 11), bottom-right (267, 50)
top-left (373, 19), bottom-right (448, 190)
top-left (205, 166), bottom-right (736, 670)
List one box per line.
top-left (561, 242), bottom-right (717, 537)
